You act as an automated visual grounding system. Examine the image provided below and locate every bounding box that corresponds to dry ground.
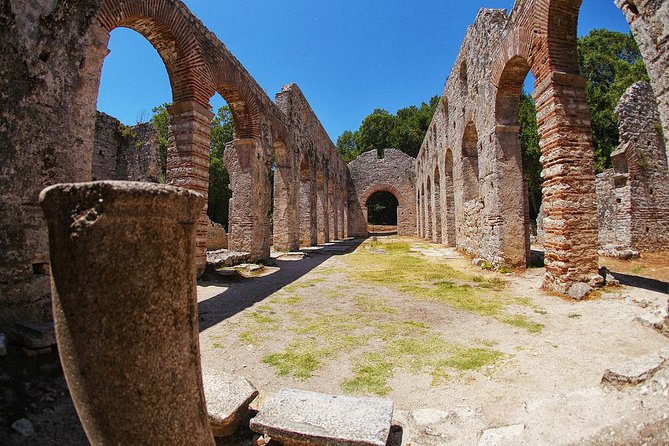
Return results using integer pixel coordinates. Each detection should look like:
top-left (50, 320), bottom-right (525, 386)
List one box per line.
top-left (199, 237), bottom-right (669, 446)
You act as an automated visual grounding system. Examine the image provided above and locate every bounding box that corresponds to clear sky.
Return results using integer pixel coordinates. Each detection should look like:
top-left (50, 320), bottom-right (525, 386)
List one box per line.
top-left (97, 0), bottom-right (631, 141)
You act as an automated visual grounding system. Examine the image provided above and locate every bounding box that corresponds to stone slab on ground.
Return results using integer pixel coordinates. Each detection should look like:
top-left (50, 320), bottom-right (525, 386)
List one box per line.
top-left (10, 321), bottom-right (55, 349)
top-left (207, 249), bottom-right (251, 268)
top-left (249, 389), bottom-right (393, 446)
top-left (275, 252), bottom-right (307, 261)
top-left (203, 370), bottom-right (259, 437)
top-left (478, 424), bottom-right (524, 446)
top-left (602, 349), bottom-right (669, 388)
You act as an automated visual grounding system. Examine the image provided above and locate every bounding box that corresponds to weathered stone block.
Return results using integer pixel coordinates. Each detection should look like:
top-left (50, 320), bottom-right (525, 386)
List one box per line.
top-left (250, 389), bottom-right (394, 446)
top-left (202, 370), bottom-right (259, 438)
top-left (602, 350), bottom-right (669, 388)
top-left (10, 321), bottom-right (56, 349)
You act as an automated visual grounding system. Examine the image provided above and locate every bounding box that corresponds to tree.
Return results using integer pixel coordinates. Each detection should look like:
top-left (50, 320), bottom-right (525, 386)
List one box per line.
top-left (335, 96), bottom-right (439, 161)
top-left (578, 29), bottom-right (649, 171)
top-left (518, 93), bottom-right (542, 219)
top-left (150, 104), bottom-right (169, 182)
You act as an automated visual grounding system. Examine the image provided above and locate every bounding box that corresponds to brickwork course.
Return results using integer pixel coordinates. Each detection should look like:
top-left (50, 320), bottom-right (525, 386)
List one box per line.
top-left (347, 149), bottom-right (417, 237)
top-left (415, 0), bottom-right (669, 295)
top-left (0, 0), bottom-right (347, 324)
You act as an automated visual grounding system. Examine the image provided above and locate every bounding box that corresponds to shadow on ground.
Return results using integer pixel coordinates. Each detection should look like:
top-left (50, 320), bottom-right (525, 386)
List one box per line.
top-left (197, 239), bottom-right (363, 332)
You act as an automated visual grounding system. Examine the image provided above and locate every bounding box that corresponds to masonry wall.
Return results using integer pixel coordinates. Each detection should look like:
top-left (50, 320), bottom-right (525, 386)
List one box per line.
top-left (617, 0), bottom-right (669, 164)
top-left (347, 149), bottom-right (416, 237)
top-left (93, 112), bottom-right (160, 182)
top-left (1, 0), bottom-right (347, 325)
top-left (596, 82), bottom-right (669, 252)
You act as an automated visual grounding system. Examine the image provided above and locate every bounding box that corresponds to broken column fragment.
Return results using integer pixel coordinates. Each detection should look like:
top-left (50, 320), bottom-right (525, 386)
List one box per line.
top-left (40, 181), bottom-right (214, 446)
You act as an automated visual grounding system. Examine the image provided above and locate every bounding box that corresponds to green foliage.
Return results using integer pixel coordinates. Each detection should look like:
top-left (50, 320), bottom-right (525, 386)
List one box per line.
top-left (151, 104), bottom-right (170, 183)
top-left (336, 96), bottom-right (439, 162)
top-left (518, 93), bottom-right (542, 219)
top-left (578, 29), bottom-right (649, 171)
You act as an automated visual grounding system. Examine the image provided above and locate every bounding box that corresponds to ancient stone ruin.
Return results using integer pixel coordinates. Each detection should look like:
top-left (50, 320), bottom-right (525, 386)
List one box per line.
top-left (414, 0), bottom-right (669, 295)
top-left (597, 81), bottom-right (669, 255)
top-left (2, 0), bottom-right (669, 444)
top-left (347, 149), bottom-right (416, 237)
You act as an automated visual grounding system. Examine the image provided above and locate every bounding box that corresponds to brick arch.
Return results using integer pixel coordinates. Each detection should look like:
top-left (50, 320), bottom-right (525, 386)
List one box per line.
top-left (97, 0), bottom-right (215, 105)
top-left (360, 184), bottom-right (407, 212)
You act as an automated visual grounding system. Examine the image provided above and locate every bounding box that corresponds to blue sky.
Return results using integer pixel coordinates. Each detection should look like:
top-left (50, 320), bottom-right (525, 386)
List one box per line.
top-left (97, 0), bottom-right (631, 141)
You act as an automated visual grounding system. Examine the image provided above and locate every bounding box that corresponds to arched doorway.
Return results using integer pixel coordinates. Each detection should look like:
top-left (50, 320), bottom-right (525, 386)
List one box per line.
top-left (366, 191), bottom-right (399, 235)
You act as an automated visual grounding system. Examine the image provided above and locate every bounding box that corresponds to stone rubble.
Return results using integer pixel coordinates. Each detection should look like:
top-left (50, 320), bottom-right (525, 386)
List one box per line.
top-left (202, 370), bottom-right (259, 438)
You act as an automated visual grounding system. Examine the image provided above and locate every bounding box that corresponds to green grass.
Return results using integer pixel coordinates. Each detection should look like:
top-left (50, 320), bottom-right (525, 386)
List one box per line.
top-left (631, 265), bottom-right (645, 274)
top-left (353, 295), bottom-right (399, 314)
top-left (246, 309), bottom-right (278, 324)
top-left (342, 239), bottom-right (542, 333)
top-left (282, 278), bottom-right (327, 293)
top-left (239, 330), bottom-right (260, 345)
top-left (262, 340), bottom-right (326, 380)
top-left (268, 295), bottom-right (303, 305)
top-left (342, 334), bottom-right (504, 396)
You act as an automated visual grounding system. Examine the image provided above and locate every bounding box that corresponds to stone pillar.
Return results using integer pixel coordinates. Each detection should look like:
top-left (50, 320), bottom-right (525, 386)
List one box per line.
top-left (299, 167), bottom-right (317, 246)
top-left (167, 100), bottom-right (213, 276)
top-left (417, 188), bottom-right (423, 238)
top-left (331, 181), bottom-right (339, 240)
top-left (432, 176), bottom-right (442, 243)
top-left (534, 72), bottom-right (599, 293)
top-left (40, 181), bottom-right (213, 446)
top-left (494, 124), bottom-right (528, 267)
top-left (441, 159), bottom-right (456, 247)
top-left (224, 138), bottom-right (271, 260)
top-left (318, 172), bottom-right (330, 244)
top-left (273, 144), bottom-right (300, 252)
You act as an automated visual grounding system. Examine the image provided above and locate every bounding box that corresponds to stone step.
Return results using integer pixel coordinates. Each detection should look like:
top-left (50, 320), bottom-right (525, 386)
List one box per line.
top-left (202, 370), bottom-right (259, 437)
top-left (250, 389), bottom-right (394, 446)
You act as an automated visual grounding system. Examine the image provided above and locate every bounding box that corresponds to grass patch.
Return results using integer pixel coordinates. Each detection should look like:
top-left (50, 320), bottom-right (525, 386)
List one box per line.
top-left (282, 277), bottom-right (327, 293)
top-left (262, 340), bottom-right (328, 380)
top-left (342, 239), bottom-right (542, 333)
top-left (268, 295), bottom-right (303, 305)
top-left (353, 295), bottom-right (399, 314)
top-left (342, 353), bottom-right (394, 395)
top-left (212, 342), bottom-right (225, 350)
top-left (631, 265), bottom-right (645, 274)
top-left (239, 330), bottom-right (260, 345)
top-left (246, 309), bottom-right (278, 324)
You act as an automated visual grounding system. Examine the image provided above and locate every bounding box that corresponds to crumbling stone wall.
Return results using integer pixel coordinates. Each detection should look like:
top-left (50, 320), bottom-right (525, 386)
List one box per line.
top-left (93, 112), bottom-right (160, 182)
top-left (596, 82), bottom-right (669, 252)
top-left (617, 0), bottom-right (669, 164)
top-left (347, 149), bottom-right (416, 237)
top-left (416, 2), bottom-right (602, 295)
top-left (1, 0), bottom-right (346, 324)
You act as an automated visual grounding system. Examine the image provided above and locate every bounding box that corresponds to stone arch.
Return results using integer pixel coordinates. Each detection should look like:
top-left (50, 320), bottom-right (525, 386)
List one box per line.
top-left (461, 122), bottom-right (479, 202)
top-left (362, 187), bottom-right (401, 228)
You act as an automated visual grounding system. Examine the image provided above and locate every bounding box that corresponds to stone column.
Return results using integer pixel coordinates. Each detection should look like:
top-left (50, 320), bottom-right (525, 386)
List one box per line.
top-left (273, 144), bottom-right (300, 252)
top-left (299, 167), bottom-right (317, 246)
top-left (224, 138), bottom-right (271, 260)
top-left (40, 181), bottom-right (213, 446)
top-left (417, 188), bottom-right (423, 238)
top-left (167, 100), bottom-right (213, 276)
top-left (432, 176), bottom-right (442, 243)
top-left (317, 171), bottom-right (330, 244)
top-left (494, 124), bottom-right (528, 267)
top-left (534, 72), bottom-right (599, 293)
top-left (331, 181), bottom-right (339, 240)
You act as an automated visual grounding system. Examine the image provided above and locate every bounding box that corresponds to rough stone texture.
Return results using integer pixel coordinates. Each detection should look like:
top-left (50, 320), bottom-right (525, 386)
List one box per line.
top-left (1, 0), bottom-right (346, 324)
top-left (347, 149), bottom-right (416, 237)
top-left (567, 282), bottom-right (594, 300)
top-left (206, 249), bottom-right (251, 268)
top-left (9, 321), bottom-right (56, 349)
top-left (11, 418), bottom-right (35, 437)
top-left (616, 0), bottom-right (669, 164)
top-left (416, 3), bottom-right (603, 293)
top-left (202, 370), bottom-right (258, 438)
top-left (249, 389), bottom-right (394, 446)
top-left (39, 181), bottom-right (214, 446)
top-left (207, 218), bottom-right (228, 251)
top-left (596, 82), bottom-right (669, 252)
top-left (93, 112), bottom-right (161, 183)
top-left (478, 424), bottom-right (525, 446)
top-left (602, 349), bottom-right (669, 388)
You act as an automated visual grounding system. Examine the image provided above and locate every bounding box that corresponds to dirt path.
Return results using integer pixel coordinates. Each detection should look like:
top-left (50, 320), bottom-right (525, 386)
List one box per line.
top-left (199, 236), bottom-right (669, 445)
